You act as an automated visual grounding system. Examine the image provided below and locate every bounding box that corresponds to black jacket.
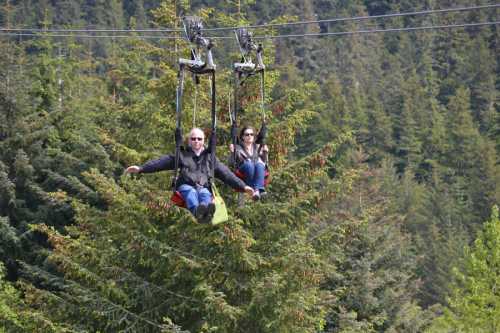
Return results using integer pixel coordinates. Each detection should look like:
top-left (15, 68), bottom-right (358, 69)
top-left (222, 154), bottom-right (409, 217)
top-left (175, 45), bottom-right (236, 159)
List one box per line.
top-left (229, 143), bottom-right (267, 168)
top-left (140, 146), bottom-right (246, 191)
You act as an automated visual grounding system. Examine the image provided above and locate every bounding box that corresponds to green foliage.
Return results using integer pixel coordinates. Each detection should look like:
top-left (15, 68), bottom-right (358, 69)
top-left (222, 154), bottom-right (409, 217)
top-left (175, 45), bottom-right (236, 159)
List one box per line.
top-left (21, 134), bottom-right (348, 332)
top-left (314, 153), bottom-right (433, 332)
top-left (0, 262), bottom-right (25, 332)
top-left (0, 1), bottom-right (499, 332)
top-left (428, 206), bottom-right (500, 332)
top-left (0, 261), bottom-right (71, 333)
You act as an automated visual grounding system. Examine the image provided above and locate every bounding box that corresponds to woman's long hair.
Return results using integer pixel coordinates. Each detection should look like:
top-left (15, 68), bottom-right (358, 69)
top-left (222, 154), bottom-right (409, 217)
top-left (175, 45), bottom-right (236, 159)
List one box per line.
top-left (239, 125), bottom-right (256, 143)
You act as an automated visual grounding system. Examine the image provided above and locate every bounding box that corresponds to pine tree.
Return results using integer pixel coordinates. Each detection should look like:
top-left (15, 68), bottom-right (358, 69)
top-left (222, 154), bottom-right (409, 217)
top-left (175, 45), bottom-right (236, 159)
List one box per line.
top-left (51, 0), bottom-right (84, 26)
top-left (410, 176), bottom-right (472, 307)
top-left (428, 206), bottom-right (500, 332)
top-left (315, 154), bottom-right (431, 332)
top-left (443, 87), bottom-right (498, 223)
top-left (297, 74), bottom-right (351, 154)
top-left (395, 70), bottom-right (425, 174)
top-left (21, 134), bottom-right (350, 332)
top-left (467, 35), bottom-right (497, 133)
top-left (1, 1), bottom-right (499, 331)
top-left (365, 97), bottom-right (393, 161)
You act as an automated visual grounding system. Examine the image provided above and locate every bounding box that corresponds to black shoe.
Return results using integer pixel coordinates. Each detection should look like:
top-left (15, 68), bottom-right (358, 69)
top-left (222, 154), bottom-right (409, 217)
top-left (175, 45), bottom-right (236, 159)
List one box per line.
top-left (194, 204), bottom-right (208, 223)
top-left (259, 189), bottom-right (268, 199)
top-left (206, 202), bottom-right (216, 220)
top-left (252, 191), bottom-right (261, 201)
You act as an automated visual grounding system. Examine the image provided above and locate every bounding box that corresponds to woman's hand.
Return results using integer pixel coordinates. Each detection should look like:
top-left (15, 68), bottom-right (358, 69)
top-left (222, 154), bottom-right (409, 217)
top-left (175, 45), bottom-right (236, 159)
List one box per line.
top-left (125, 165), bottom-right (141, 174)
top-left (261, 144), bottom-right (269, 153)
top-left (229, 144), bottom-right (235, 153)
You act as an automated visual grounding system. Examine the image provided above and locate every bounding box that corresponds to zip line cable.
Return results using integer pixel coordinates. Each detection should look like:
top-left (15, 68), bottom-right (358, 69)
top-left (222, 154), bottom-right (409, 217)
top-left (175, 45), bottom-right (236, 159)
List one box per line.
top-left (252, 20), bottom-right (500, 39)
top-left (0, 3), bottom-right (498, 34)
top-left (203, 3), bottom-right (500, 32)
top-left (0, 21), bottom-right (498, 40)
top-left (0, 32), bottom-right (182, 39)
top-left (0, 27), bottom-right (182, 33)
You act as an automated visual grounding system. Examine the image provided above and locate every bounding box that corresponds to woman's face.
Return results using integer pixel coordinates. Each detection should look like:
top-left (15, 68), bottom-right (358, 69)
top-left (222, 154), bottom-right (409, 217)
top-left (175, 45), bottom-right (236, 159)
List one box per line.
top-left (242, 128), bottom-right (255, 144)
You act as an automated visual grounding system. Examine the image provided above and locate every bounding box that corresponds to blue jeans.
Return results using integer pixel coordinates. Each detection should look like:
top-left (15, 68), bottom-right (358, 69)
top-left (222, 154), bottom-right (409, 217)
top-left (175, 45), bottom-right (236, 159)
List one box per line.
top-left (239, 160), bottom-right (265, 190)
top-left (178, 184), bottom-right (213, 214)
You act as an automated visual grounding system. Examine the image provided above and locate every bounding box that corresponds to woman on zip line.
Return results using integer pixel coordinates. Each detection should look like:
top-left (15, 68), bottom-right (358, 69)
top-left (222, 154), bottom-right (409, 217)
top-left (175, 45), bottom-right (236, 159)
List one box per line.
top-left (229, 125), bottom-right (269, 201)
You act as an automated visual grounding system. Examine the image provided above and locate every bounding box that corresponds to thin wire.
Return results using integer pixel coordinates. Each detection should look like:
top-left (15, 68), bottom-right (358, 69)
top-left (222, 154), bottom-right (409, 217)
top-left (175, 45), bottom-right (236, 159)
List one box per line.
top-left (0, 21), bottom-right (498, 41)
top-left (203, 3), bottom-right (500, 31)
top-left (253, 21), bottom-right (500, 39)
top-left (1, 3), bottom-right (498, 34)
top-left (0, 32), bottom-right (180, 39)
top-left (0, 27), bottom-right (182, 32)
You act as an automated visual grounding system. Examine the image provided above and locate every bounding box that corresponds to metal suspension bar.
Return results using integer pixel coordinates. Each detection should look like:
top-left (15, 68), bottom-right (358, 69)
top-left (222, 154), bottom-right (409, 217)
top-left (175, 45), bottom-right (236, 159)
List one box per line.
top-left (179, 16), bottom-right (216, 73)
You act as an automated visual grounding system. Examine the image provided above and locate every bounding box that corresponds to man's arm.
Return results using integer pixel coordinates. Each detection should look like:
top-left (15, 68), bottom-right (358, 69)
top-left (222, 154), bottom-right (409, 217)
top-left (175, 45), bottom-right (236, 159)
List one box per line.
top-left (139, 154), bottom-right (175, 173)
top-left (214, 158), bottom-right (246, 190)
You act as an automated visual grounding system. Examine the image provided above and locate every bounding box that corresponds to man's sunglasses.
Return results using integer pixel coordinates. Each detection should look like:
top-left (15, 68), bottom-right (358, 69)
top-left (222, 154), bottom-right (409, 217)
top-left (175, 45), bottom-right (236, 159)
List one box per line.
top-left (190, 137), bottom-right (204, 141)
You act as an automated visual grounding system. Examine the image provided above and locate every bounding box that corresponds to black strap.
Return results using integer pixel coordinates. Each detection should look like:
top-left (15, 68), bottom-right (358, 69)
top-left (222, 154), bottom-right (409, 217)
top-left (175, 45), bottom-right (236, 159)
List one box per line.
top-left (257, 69), bottom-right (267, 161)
top-left (208, 70), bottom-right (216, 182)
top-left (230, 71), bottom-right (241, 169)
top-left (173, 67), bottom-right (185, 192)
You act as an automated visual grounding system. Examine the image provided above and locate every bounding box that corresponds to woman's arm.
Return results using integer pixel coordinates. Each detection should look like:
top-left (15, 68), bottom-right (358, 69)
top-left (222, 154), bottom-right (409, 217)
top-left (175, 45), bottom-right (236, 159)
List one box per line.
top-left (229, 144), bottom-right (247, 166)
top-left (257, 144), bottom-right (269, 163)
top-left (256, 122), bottom-right (267, 145)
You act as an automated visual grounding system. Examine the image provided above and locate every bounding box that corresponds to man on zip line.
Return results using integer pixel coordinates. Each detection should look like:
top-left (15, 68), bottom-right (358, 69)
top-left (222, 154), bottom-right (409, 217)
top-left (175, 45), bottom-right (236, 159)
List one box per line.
top-left (125, 127), bottom-right (254, 223)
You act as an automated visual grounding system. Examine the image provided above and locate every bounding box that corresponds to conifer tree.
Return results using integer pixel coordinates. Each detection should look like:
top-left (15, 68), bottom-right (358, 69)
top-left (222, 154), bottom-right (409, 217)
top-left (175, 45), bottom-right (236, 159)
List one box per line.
top-left (443, 87), bottom-right (498, 223)
top-left (428, 206), bottom-right (500, 332)
top-left (395, 70), bottom-right (425, 173)
top-left (0, 1), bottom-right (499, 331)
top-left (366, 97), bottom-right (393, 161)
top-left (315, 154), bottom-right (431, 332)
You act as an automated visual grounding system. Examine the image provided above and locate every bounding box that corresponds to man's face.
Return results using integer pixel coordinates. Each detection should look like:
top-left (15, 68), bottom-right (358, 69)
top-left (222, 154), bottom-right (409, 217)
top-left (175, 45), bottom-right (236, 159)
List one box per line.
top-left (189, 129), bottom-right (205, 151)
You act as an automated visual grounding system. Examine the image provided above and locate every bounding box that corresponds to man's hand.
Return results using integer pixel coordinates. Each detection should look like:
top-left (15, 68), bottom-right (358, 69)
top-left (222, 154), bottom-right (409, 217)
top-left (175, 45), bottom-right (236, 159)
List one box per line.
top-left (244, 186), bottom-right (254, 196)
top-left (125, 165), bottom-right (141, 174)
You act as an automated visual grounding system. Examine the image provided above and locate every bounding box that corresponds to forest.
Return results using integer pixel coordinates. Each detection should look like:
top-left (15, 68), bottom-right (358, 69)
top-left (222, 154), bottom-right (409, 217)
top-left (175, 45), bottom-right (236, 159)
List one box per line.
top-left (0, 0), bottom-right (499, 332)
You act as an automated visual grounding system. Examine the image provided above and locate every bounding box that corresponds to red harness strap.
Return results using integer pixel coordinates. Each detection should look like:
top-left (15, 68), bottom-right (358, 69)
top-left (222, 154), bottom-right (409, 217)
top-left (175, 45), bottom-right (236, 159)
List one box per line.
top-left (170, 191), bottom-right (187, 208)
top-left (170, 188), bottom-right (216, 208)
